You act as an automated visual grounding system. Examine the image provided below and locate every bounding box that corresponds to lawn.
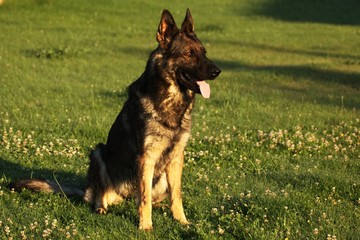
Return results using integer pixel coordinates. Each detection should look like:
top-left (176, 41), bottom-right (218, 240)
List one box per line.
top-left (0, 0), bottom-right (359, 239)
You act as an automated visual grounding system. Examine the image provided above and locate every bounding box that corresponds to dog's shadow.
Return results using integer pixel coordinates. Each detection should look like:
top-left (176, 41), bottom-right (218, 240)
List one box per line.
top-left (0, 156), bottom-right (86, 185)
top-left (0, 156), bottom-right (87, 205)
top-left (0, 156), bottom-right (164, 230)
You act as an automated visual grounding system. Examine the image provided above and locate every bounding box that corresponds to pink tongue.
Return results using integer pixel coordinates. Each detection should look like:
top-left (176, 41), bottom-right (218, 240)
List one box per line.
top-left (196, 81), bottom-right (211, 98)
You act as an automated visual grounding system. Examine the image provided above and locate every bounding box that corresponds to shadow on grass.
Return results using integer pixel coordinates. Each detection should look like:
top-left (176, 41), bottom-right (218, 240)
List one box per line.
top-left (215, 59), bottom-right (360, 109)
top-left (22, 47), bottom-right (91, 60)
top-left (0, 155), bottom-right (138, 225)
top-left (223, 40), bottom-right (360, 63)
top-left (0, 156), bottom-right (86, 186)
top-left (250, 0), bottom-right (360, 25)
top-left (216, 59), bottom-right (360, 89)
top-left (0, 155), bottom-right (91, 209)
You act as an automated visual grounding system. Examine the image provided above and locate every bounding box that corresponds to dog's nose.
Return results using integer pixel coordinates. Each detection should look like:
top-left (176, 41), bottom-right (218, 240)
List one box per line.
top-left (211, 67), bottom-right (221, 78)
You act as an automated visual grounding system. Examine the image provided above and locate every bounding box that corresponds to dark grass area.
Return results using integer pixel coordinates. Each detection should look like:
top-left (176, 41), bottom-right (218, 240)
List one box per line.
top-left (253, 0), bottom-right (360, 25)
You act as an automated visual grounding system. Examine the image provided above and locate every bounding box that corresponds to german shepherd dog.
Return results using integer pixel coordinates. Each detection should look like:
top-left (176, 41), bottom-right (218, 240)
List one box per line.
top-left (10, 9), bottom-right (221, 230)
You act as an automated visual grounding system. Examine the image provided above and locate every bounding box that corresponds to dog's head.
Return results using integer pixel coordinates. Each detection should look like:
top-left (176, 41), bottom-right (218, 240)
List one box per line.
top-left (156, 9), bottom-right (221, 98)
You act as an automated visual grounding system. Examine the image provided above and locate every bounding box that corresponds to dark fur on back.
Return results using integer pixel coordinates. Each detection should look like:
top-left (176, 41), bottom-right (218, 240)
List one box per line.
top-left (10, 9), bottom-right (221, 230)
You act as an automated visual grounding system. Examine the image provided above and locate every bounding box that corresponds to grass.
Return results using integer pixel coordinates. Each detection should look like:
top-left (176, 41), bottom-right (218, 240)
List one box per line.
top-left (0, 0), bottom-right (359, 239)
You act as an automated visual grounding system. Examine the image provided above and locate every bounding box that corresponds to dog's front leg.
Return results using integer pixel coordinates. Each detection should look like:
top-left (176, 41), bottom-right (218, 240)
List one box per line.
top-left (166, 151), bottom-right (190, 225)
top-left (138, 156), bottom-right (155, 231)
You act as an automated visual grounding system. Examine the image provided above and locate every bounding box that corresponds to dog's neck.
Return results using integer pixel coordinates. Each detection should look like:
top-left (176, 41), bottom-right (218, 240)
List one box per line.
top-left (148, 74), bottom-right (195, 130)
top-left (127, 77), bottom-right (194, 130)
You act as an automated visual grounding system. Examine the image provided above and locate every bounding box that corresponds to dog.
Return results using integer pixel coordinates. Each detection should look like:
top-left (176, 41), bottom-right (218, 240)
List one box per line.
top-left (10, 8), bottom-right (221, 230)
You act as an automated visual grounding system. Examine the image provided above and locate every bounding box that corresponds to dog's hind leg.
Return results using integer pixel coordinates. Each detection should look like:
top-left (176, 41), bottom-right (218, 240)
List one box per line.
top-left (93, 188), bottom-right (122, 214)
top-left (84, 184), bottom-right (109, 214)
top-left (94, 189), bottom-right (108, 214)
top-left (88, 144), bottom-right (122, 214)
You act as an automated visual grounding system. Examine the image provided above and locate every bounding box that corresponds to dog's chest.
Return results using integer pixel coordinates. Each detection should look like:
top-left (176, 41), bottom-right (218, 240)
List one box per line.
top-left (141, 98), bottom-right (192, 171)
top-left (143, 125), bottom-right (190, 175)
top-left (143, 109), bottom-right (191, 154)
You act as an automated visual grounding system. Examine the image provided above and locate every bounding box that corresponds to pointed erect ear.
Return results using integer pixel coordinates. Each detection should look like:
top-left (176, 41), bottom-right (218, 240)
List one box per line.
top-left (181, 8), bottom-right (194, 33)
top-left (156, 9), bottom-right (178, 49)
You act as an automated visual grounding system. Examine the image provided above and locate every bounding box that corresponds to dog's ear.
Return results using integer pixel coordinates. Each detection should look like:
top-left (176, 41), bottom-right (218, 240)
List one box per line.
top-left (156, 9), bottom-right (178, 49)
top-left (181, 8), bottom-right (194, 34)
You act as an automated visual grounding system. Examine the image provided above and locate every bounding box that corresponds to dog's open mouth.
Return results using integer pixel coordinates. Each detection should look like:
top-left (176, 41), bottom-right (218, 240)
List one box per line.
top-left (181, 72), bottom-right (211, 98)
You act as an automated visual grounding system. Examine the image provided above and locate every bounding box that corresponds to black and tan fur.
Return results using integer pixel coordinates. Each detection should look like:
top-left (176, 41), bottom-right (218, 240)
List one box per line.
top-left (10, 9), bottom-right (221, 230)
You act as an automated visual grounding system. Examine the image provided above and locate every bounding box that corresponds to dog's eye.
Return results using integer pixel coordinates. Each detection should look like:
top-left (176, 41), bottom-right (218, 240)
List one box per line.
top-left (186, 50), bottom-right (194, 57)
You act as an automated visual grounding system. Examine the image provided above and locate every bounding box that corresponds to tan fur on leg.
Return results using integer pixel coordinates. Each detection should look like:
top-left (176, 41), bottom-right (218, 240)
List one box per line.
top-left (138, 158), bottom-right (155, 230)
top-left (166, 151), bottom-right (190, 225)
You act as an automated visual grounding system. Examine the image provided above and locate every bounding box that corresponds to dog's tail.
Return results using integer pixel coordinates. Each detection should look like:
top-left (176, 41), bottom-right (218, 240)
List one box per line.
top-left (8, 178), bottom-right (84, 198)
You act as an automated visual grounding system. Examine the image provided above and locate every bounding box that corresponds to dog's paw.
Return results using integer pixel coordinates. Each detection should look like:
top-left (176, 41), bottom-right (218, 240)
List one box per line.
top-left (138, 223), bottom-right (153, 231)
top-left (173, 213), bottom-right (190, 225)
top-left (138, 218), bottom-right (153, 231)
top-left (179, 219), bottom-right (191, 226)
top-left (95, 208), bottom-right (107, 215)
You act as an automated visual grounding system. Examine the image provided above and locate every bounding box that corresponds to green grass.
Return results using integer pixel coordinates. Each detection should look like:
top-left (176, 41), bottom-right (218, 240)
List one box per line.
top-left (1, 0), bottom-right (359, 239)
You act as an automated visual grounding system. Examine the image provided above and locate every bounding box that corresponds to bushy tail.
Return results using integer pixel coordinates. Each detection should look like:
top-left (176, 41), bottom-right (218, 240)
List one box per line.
top-left (8, 178), bottom-right (84, 198)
